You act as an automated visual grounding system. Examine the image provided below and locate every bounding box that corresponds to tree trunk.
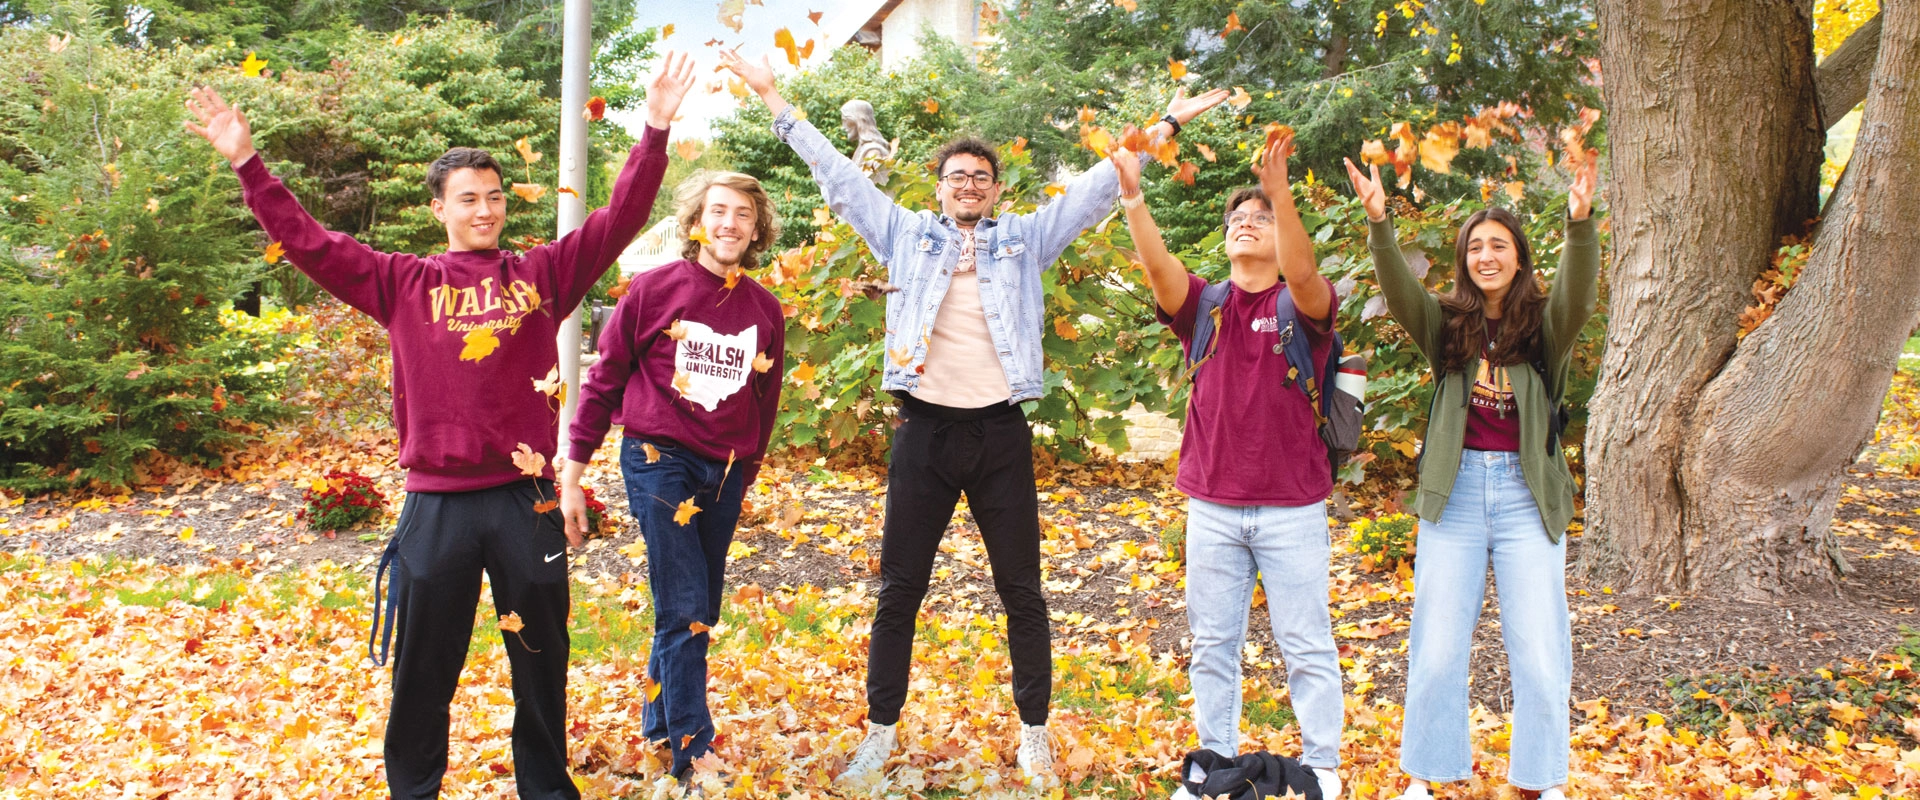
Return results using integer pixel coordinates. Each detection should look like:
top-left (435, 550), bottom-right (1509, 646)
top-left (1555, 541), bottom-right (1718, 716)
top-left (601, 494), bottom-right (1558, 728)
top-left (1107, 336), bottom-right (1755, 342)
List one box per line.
top-left (1580, 0), bottom-right (1828, 597)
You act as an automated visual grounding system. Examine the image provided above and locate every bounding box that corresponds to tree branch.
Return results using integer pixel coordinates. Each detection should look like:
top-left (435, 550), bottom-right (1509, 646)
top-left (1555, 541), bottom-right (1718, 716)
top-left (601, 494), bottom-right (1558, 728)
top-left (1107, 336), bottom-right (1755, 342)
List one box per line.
top-left (1816, 12), bottom-right (1882, 128)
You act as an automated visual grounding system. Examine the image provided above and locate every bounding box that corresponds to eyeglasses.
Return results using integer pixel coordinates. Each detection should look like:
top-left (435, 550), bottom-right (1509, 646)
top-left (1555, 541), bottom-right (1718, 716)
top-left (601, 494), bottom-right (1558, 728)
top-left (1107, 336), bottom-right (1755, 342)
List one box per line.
top-left (939, 171), bottom-right (996, 190)
top-left (1226, 212), bottom-right (1276, 230)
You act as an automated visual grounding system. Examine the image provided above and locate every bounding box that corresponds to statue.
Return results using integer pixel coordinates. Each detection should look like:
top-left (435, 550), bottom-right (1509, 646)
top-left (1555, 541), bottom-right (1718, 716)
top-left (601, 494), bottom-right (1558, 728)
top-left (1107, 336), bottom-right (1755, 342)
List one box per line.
top-left (840, 99), bottom-right (894, 184)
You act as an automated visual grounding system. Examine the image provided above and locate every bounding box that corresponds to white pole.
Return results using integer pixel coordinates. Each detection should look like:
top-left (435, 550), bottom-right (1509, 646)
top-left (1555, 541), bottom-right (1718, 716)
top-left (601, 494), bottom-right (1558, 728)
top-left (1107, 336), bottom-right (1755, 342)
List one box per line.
top-left (554, 0), bottom-right (591, 455)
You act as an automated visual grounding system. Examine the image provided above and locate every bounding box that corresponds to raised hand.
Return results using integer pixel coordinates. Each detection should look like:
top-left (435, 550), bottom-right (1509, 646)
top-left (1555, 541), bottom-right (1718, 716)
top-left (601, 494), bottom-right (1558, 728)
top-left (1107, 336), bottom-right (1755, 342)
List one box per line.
top-left (1343, 157), bottom-right (1388, 222)
top-left (1111, 147), bottom-right (1144, 199)
top-left (645, 50), bottom-right (697, 130)
top-left (1165, 87), bottom-right (1231, 127)
top-left (1251, 128), bottom-right (1296, 193)
top-left (718, 48), bottom-right (778, 101)
top-left (184, 86), bottom-right (256, 167)
top-left (1568, 151), bottom-right (1598, 221)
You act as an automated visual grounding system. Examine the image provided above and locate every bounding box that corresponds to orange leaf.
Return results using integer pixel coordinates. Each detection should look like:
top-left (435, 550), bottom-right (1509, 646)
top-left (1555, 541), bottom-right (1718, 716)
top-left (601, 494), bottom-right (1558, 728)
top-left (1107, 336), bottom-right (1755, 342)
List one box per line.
top-left (1220, 11), bottom-right (1246, 38)
top-left (1114, 0), bottom-right (1137, 10)
top-left (661, 23), bottom-right (674, 38)
top-left (1168, 57), bottom-right (1187, 80)
top-left (774, 28), bottom-right (802, 66)
top-left (582, 96), bottom-right (606, 121)
top-left (643, 442), bottom-right (662, 463)
top-left (1195, 143), bottom-right (1217, 162)
top-left (498, 611), bottom-right (526, 633)
top-left (533, 500), bottom-right (558, 513)
top-left (921, 99), bottom-right (940, 114)
top-left (262, 241), bottom-right (285, 264)
top-left (1359, 139), bottom-right (1391, 166)
top-left (807, 9), bottom-right (823, 24)
top-left (1053, 317), bottom-right (1080, 341)
top-left (512, 443), bottom-right (547, 477)
top-left (1081, 126), bottom-right (1114, 158)
top-left (1173, 161), bottom-right (1199, 186)
top-left (674, 498), bottom-right (702, 526)
top-left (1078, 106), bottom-right (1097, 123)
top-left (888, 345), bottom-right (914, 366)
top-left (1118, 124), bottom-right (1153, 154)
top-left (1227, 86), bottom-right (1253, 111)
top-left (790, 362), bottom-right (817, 383)
top-left (514, 137), bottom-right (541, 165)
top-left (510, 183), bottom-right (547, 203)
top-left (459, 328), bottom-right (500, 362)
top-left (557, 186), bottom-right (579, 198)
top-left (752, 352), bottom-right (774, 373)
top-left (724, 266), bottom-right (743, 290)
top-left (1504, 181), bottom-right (1525, 202)
top-left (689, 621), bottom-right (711, 634)
top-left (674, 140), bottom-right (704, 161)
top-left (1419, 123), bottom-right (1462, 173)
top-left (643, 675), bottom-right (662, 701)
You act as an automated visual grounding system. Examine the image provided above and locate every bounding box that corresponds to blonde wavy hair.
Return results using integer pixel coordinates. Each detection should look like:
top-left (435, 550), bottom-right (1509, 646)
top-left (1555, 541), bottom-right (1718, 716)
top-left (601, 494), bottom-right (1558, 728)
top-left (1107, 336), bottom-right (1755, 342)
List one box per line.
top-left (674, 171), bottom-right (780, 267)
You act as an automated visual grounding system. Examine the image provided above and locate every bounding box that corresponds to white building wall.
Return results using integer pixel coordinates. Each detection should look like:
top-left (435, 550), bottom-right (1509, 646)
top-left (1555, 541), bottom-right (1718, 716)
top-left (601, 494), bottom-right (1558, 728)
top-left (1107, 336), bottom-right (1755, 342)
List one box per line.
top-left (879, 0), bottom-right (977, 70)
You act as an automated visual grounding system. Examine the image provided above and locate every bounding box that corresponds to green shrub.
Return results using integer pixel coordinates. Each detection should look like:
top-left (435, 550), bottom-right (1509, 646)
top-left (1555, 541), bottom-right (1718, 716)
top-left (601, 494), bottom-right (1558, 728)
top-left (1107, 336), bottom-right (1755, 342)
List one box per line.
top-left (1666, 656), bottom-right (1920, 747)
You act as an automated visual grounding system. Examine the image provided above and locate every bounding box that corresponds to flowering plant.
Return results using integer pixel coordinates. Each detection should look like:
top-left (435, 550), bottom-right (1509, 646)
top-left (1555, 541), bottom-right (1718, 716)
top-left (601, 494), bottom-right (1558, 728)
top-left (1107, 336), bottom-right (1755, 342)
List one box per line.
top-left (297, 471), bottom-right (386, 532)
top-left (1350, 513), bottom-right (1417, 572)
top-left (580, 485), bottom-right (610, 536)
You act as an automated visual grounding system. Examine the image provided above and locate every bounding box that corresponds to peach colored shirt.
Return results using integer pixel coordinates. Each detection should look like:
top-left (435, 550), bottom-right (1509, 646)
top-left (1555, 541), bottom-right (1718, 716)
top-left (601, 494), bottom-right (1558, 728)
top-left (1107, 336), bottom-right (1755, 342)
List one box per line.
top-left (911, 235), bottom-right (1012, 408)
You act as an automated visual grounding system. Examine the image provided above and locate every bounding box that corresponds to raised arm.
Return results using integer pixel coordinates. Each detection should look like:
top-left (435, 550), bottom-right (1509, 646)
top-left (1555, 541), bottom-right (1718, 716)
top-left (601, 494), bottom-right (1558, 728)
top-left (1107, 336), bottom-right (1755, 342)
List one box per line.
top-left (1543, 155), bottom-right (1601, 363)
top-left (1251, 129), bottom-right (1330, 320)
top-left (1110, 148), bottom-right (1191, 316)
top-left (720, 50), bottom-right (917, 263)
top-left (188, 86), bottom-right (405, 324)
top-left (1027, 88), bottom-right (1232, 267)
top-left (1347, 157), bottom-right (1443, 360)
top-left (530, 51), bottom-right (693, 312)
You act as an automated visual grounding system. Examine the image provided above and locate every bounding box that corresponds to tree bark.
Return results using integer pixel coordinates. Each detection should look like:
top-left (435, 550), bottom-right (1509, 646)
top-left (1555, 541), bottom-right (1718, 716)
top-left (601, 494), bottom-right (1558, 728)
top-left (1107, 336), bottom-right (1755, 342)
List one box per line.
top-left (1676, 1), bottom-right (1920, 595)
top-left (1816, 12), bottom-right (1883, 127)
top-left (1581, 0), bottom-right (1827, 597)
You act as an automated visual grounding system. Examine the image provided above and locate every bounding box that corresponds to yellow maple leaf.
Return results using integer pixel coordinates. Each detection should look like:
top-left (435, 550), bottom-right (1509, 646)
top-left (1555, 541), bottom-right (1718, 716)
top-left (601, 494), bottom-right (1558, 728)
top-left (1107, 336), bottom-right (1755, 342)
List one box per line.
top-left (514, 137), bottom-right (542, 165)
top-left (674, 497), bottom-right (701, 525)
top-left (459, 327), bottom-right (500, 362)
top-left (262, 241), bottom-right (285, 264)
top-left (240, 51), bottom-right (268, 78)
top-left (774, 27), bottom-right (803, 66)
top-left (790, 362), bottom-right (816, 383)
top-left (661, 22), bottom-right (675, 38)
top-left (512, 442), bottom-right (547, 477)
top-left (1828, 700), bottom-right (1868, 727)
top-left (752, 351), bottom-right (774, 373)
top-left (510, 183), bottom-right (547, 203)
top-left (687, 225), bottom-right (713, 246)
top-left (672, 371), bottom-right (691, 396)
top-left (921, 98), bottom-right (940, 114)
top-left (643, 675), bottom-right (662, 701)
top-left (1168, 58), bottom-right (1187, 80)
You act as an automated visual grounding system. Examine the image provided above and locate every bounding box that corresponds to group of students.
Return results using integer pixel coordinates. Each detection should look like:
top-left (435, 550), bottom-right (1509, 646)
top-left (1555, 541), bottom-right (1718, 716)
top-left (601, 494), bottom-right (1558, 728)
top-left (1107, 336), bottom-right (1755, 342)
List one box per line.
top-left (185, 42), bottom-right (1599, 800)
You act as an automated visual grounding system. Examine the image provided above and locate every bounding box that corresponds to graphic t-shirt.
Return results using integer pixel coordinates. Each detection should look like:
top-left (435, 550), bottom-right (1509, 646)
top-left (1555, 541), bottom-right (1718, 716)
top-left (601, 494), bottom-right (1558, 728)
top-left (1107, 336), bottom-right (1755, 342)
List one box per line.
top-left (1159, 273), bottom-right (1338, 507)
top-left (1462, 317), bottom-right (1521, 452)
top-left (569, 259), bottom-right (786, 487)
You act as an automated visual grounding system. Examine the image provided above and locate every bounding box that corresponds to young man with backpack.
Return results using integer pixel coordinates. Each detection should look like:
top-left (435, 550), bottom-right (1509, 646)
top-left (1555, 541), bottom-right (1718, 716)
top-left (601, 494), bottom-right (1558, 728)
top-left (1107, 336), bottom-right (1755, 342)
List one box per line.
top-left (719, 49), bottom-right (1228, 791)
top-left (1109, 131), bottom-right (1352, 800)
top-left (184, 52), bottom-right (695, 799)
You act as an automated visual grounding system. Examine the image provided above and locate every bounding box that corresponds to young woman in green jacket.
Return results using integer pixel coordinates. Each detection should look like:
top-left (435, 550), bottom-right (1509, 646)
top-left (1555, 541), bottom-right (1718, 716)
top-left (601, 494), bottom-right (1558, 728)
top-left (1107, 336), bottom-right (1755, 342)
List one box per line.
top-left (1344, 154), bottom-right (1599, 800)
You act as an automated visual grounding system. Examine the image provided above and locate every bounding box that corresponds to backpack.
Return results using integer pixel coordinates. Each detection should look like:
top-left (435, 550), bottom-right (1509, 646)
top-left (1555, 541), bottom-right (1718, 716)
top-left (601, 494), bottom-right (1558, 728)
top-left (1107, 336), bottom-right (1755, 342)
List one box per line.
top-left (1178, 749), bottom-right (1322, 800)
top-left (1184, 281), bottom-right (1366, 473)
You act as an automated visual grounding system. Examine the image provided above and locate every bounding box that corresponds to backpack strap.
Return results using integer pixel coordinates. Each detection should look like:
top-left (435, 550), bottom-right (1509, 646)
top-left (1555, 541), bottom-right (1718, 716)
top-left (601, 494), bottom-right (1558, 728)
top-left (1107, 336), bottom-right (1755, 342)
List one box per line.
top-left (1530, 343), bottom-right (1569, 454)
top-left (1182, 280), bottom-right (1234, 380)
top-left (1273, 288), bottom-right (1338, 427)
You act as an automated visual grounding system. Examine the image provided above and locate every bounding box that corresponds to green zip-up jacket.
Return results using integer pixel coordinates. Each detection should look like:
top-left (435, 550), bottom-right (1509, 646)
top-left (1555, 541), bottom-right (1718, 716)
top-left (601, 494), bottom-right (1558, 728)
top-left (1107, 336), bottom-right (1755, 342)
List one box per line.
top-left (1368, 214), bottom-right (1600, 542)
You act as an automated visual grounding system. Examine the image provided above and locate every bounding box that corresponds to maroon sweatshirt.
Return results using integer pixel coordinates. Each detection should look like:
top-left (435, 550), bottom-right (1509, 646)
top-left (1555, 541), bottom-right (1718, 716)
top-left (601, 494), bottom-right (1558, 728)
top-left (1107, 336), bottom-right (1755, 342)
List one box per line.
top-left (569, 259), bottom-right (786, 487)
top-left (235, 125), bottom-right (671, 492)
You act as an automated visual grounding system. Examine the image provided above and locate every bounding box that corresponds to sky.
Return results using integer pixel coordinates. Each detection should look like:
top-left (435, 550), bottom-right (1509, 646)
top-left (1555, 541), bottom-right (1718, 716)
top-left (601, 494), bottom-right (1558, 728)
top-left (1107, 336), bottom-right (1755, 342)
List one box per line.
top-left (609, 0), bottom-right (888, 141)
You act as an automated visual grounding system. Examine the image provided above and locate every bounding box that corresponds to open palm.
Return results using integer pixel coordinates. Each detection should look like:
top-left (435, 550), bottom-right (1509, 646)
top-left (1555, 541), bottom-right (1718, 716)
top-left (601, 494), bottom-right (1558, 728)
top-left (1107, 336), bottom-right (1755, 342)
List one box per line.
top-left (1343, 157), bottom-right (1387, 221)
top-left (645, 51), bottom-right (696, 128)
top-left (185, 86), bottom-right (256, 166)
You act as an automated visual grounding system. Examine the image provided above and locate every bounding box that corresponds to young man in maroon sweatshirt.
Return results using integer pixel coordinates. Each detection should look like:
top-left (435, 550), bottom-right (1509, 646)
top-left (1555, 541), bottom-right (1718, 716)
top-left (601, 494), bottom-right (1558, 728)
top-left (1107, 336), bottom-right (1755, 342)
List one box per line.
top-left (557, 169), bottom-right (785, 789)
top-left (184, 52), bottom-right (695, 800)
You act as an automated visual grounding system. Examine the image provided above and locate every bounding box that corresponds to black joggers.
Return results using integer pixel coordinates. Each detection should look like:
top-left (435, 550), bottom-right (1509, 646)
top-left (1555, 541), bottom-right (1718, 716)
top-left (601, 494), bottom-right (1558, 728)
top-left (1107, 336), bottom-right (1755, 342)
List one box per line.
top-left (866, 394), bottom-right (1052, 727)
top-left (381, 479), bottom-right (578, 800)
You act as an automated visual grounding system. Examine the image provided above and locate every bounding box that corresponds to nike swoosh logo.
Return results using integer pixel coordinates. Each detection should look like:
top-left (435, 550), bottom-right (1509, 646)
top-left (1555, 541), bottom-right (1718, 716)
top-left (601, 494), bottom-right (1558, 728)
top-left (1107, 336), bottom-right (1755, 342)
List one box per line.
top-left (544, 552), bottom-right (564, 563)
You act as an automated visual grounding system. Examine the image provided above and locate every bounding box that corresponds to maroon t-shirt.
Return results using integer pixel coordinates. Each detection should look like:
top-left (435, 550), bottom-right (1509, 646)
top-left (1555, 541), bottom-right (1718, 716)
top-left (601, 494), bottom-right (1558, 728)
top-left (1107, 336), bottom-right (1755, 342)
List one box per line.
top-left (1159, 273), bottom-right (1337, 507)
top-left (1462, 317), bottom-right (1522, 452)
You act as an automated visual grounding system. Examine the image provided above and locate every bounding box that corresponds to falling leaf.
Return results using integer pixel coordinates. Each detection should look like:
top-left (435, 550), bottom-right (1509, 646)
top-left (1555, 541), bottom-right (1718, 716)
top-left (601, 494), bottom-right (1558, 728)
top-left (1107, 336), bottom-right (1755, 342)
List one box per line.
top-left (661, 23), bottom-right (675, 38)
top-left (724, 266), bottom-right (743, 290)
top-left (1228, 86), bottom-right (1253, 111)
top-left (1077, 106), bottom-right (1097, 124)
top-left (1053, 317), bottom-right (1080, 341)
top-left (774, 28), bottom-right (803, 66)
top-left (752, 352), bottom-right (774, 373)
top-left (687, 225), bottom-right (713, 246)
top-left (672, 371), bottom-right (692, 396)
top-left (512, 443), bottom-right (547, 477)
top-left (665, 319), bottom-right (689, 340)
top-left (704, 37), bottom-right (723, 47)
top-left (499, 611), bottom-right (540, 651)
top-left (1173, 161), bottom-right (1199, 186)
top-left (510, 183), bottom-right (547, 203)
top-left (1360, 139), bottom-right (1391, 166)
top-left (47, 32), bottom-right (70, 53)
top-left (674, 498), bottom-right (702, 525)
top-left (533, 500), bottom-right (558, 513)
top-left (1504, 181), bottom-right (1525, 202)
top-left (1220, 11), bottom-right (1246, 38)
top-left (720, 449), bottom-right (737, 486)
top-left (888, 345), bottom-right (913, 366)
top-left (790, 362), bottom-right (817, 383)
top-left (807, 9), bottom-right (823, 25)
top-left (727, 78), bottom-right (750, 99)
top-left (240, 51), bottom-right (268, 78)
top-left (144, 197), bottom-right (159, 214)
top-left (1114, 0), bottom-right (1137, 10)
top-left (717, 0), bottom-right (745, 32)
top-left (689, 620), bottom-right (712, 636)
top-left (262, 241), bottom-right (285, 264)
top-left (643, 442), bottom-right (662, 463)
top-left (178, 527), bottom-right (194, 543)
top-left (674, 140), bottom-right (704, 161)
top-left (459, 328), bottom-right (500, 362)
top-left (532, 365), bottom-right (564, 397)
top-left (1168, 58), bottom-right (1187, 80)
top-left (514, 137), bottom-right (542, 165)
top-left (1418, 123), bottom-right (1462, 173)
top-left (644, 675), bottom-right (662, 701)
top-left (557, 186), bottom-right (579, 198)
top-left (583, 96), bottom-right (607, 121)
top-left (921, 99), bottom-right (940, 114)
top-left (1081, 126), bottom-right (1115, 158)
top-left (1195, 143), bottom-right (1217, 162)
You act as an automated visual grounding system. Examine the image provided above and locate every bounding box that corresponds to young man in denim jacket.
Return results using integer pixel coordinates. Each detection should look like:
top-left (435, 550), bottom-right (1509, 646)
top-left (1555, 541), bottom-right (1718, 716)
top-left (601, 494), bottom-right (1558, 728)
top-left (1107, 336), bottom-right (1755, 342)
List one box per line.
top-left (722, 50), bottom-right (1226, 790)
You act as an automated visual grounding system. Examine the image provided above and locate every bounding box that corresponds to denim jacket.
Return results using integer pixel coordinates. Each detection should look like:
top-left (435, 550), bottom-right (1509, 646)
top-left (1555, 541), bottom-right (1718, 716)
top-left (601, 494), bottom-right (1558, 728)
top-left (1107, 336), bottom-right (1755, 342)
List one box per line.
top-left (774, 106), bottom-right (1123, 403)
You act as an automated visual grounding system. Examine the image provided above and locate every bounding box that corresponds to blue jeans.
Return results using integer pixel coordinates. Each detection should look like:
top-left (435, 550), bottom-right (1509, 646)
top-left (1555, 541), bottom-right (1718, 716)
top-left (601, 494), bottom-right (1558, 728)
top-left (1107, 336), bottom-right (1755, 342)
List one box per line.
top-left (1400, 450), bottom-right (1571, 790)
top-left (619, 436), bottom-right (746, 778)
top-left (1184, 499), bottom-right (1343, 768)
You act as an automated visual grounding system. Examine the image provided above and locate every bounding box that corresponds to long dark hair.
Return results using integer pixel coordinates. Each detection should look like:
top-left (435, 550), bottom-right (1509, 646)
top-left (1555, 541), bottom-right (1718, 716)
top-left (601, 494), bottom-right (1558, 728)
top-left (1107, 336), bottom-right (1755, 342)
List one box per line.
top-left (1436, 207), bottom-right (1545, 374)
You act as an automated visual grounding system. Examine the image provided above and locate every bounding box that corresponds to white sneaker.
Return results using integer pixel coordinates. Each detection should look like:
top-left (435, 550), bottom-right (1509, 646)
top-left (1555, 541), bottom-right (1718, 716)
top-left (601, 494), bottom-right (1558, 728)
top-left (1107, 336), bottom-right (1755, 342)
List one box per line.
top-left (833, 722), bottom-right (896, 794)
top-left (1391, 783), bottom-right (1433, 800)
top-left (1315, 767), bottom-right (1341, 799)
top-left (1539, 789), bottom-right (1568, 800)
top-left (1015, 723), bottom-right (1056, 787)
top-left (1168, 787), bottom-right (1196, 800)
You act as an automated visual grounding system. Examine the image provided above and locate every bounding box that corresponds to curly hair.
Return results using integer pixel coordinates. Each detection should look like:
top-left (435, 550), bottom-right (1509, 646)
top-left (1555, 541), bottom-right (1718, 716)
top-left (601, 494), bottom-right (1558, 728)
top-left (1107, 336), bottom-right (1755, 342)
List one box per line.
top-left (1436, 207), bottom-right (1546, 375)
top-left (673, 171), bottom-right (781, 267)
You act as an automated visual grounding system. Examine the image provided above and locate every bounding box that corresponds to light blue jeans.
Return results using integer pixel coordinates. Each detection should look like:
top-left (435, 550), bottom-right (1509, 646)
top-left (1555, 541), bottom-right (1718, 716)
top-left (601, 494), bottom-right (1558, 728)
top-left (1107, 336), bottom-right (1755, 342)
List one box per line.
top-left (1185, 498), bottom-right (1343, 768)
top-left (1400, 450), bottom-right (1571, 790)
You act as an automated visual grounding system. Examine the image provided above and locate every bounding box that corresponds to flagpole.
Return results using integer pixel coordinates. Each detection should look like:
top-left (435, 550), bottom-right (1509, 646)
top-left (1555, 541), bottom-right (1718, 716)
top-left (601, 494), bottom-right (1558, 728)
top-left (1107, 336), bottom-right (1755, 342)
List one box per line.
top-left (554, 0), bottom-right (591, 456)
